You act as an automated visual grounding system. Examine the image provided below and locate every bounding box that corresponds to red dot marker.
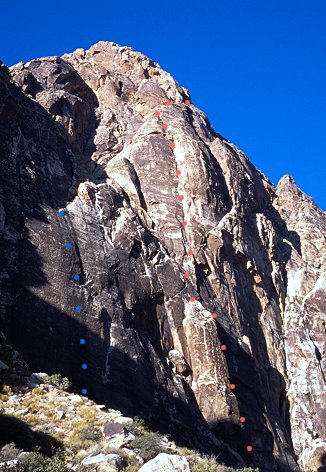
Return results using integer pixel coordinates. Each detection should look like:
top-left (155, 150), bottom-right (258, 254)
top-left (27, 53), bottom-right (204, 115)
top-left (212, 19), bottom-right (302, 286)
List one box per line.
top-left (162, 123), bottom-right (168, 130)
top-left (178, 195), bottom-right (184, 201)
top-left (240, 416), bottom-right (246, 423)
top-left (164, 101), bottom-right (171, 106)
top-left (185, 99), bottom-right (191, 105)
top-left (176, 169), bottom-right (181, 176)
top-left (189, 296), bottom-right (196, 302)
top-left (246, 446), bottom-right (253, 452)
top-left (184, 273), bottom-right (190, 278)
top-left (220, 345), bottom-right (227, 351)
top-left (155, 111), bottom-right (160, 116)
top-left (181, 220), bottom-right (187, 227)
top-left (229, 383), bottom-right (236, 390)
top-left (187, 249), bottom-right (193, 255)
top-left (211, 312), bottom-right (217, 319)
top-left (170, 142), bottom-right (175, 150)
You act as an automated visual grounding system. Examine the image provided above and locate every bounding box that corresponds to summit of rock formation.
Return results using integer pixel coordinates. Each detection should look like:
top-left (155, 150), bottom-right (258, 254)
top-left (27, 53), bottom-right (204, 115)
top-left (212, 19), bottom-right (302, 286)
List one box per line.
top-left (0, 41), bottom-right (325, 472)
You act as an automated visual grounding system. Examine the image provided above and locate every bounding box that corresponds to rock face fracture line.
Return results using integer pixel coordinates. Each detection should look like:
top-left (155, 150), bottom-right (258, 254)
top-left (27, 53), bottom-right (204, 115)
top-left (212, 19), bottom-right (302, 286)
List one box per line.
top-left (162, 97), bottom-right (254, 453)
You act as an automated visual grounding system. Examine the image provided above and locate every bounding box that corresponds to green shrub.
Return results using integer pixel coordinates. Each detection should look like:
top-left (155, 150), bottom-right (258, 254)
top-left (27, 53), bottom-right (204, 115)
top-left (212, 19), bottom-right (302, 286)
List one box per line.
top-left (42, 374), bottom-right (71, 391)
top-left (17, 451), bottom-right (71, 472)
top-left (75, 466), bottom-right (88, 472)
top-left (188, 455), bottom-right (259, 472)
top-left (188, 455), bottom-right (224, 472)
top-left (124, 417), bottom-right (168, 462)
top-left (177, 446), bottom-right (193, 456)
top-left (121, 465), bottom-right (140, 472)
top-left (1, 384), bottom-right (12, 395)
top-left (77, 425), bottom-right (101, 442)
top-left (123, 417), bottom-right (147, 436)
top-left (129, 430), bottom-right (166, 462)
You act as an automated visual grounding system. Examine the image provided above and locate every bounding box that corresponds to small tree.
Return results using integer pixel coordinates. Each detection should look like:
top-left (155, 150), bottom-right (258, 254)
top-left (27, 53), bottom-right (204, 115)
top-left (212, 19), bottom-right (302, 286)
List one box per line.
top-left (43, 374), bottom-right (71, 391)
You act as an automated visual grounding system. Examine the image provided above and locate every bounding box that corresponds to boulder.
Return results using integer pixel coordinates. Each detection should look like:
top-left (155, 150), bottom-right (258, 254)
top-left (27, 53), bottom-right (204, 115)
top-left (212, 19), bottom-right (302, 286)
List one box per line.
top-left (102, 421), bottom-right (126, 448)
top-left (138, 453), bottom-right (190, 472)
top-left (82, 453), bottom-right (125, 471)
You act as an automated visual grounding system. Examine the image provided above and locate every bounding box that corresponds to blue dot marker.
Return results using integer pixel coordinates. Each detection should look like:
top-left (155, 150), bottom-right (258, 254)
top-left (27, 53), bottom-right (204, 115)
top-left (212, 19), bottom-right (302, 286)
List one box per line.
top-left (80, 339), bottom-right (86, 345)
top-left (75, 305), bottom-right (82, 312)
top-left (58, 211), bottom-right (65, 218)
top-left (65, 242), bottom-right (72, 250)
top-left (81, 388), bottom-right (88, 395)
top-left (82, 363), bottom-right (87, 370)
top-left (73, 274), bottom-right (79, 281)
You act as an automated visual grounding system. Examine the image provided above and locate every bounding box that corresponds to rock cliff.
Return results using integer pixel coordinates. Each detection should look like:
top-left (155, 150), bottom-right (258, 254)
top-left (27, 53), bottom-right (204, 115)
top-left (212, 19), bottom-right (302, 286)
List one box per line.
top-left (0, 42), bottom-right (325, 471)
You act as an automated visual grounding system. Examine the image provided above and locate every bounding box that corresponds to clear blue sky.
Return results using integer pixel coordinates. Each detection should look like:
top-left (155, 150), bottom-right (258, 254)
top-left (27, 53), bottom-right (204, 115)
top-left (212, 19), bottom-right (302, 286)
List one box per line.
top-left (1, 0), bottom-right (325, 209)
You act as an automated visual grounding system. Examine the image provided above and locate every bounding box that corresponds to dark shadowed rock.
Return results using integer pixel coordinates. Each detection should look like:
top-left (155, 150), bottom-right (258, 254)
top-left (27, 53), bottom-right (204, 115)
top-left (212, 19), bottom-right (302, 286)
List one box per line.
top-left (103, 421), bottom-right (124, 438)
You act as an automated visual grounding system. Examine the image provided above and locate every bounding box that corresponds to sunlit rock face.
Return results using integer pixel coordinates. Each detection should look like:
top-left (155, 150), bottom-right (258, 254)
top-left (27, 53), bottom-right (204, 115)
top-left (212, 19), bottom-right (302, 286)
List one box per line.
top-left (0, 42), bottom-right (324, 471)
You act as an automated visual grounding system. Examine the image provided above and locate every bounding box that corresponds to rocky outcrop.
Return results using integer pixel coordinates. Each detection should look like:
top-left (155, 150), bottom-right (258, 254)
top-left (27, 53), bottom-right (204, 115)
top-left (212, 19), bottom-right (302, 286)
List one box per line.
top-left (274, 176), bottom-right (326, 471)
top-left (0, 42), bottom-right (325, 471)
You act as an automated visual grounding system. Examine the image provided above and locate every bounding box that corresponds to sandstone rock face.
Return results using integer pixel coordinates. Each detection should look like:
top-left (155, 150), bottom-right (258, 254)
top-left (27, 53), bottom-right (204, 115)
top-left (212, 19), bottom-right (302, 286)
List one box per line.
top-left (0, 42), bottom-right (325, 471)
top-left (274, 176), bottom-right (326, 472)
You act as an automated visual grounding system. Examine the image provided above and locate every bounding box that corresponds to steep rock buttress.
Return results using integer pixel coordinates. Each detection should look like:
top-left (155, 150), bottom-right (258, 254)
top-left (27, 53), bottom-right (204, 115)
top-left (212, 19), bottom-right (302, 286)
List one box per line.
top-left (0, 42), bottom-right (325, 472)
